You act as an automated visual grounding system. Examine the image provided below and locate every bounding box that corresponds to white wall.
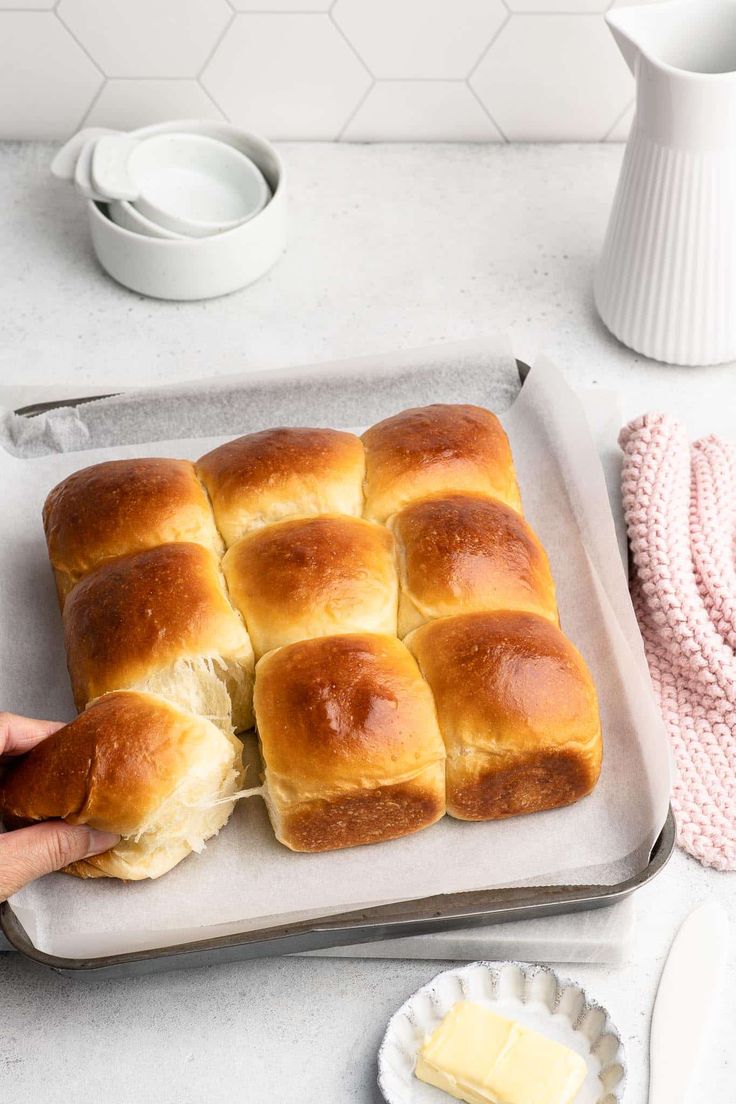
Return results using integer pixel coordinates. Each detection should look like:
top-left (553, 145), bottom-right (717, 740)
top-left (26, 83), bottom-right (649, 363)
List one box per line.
top-left (0, 0), bottom-right (642, 141)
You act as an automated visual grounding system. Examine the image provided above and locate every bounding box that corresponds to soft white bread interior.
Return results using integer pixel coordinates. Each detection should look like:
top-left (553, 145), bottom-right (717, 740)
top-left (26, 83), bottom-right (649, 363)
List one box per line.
top-left (62, 542), bottom-right (255, 733)
top-left (0, 690), bottom-right (244, 881)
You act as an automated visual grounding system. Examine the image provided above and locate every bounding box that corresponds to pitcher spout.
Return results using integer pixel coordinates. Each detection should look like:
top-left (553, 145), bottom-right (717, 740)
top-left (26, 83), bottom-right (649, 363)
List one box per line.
top-left (606, 8), bottom-right (640, 76)
top-left (606, 0), bottom-right (736, 79)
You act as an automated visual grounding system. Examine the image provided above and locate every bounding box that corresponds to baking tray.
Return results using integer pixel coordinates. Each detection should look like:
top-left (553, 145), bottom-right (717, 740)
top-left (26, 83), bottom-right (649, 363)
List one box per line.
top-left (1, 809), bottom-right (674, 978)
top-left (0, 364), bottom-right (676, 977)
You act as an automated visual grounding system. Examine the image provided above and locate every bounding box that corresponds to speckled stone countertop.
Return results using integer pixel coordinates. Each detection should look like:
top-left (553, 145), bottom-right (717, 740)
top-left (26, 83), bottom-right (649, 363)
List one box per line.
top-left (1, 141), bottom-right (734, 1104)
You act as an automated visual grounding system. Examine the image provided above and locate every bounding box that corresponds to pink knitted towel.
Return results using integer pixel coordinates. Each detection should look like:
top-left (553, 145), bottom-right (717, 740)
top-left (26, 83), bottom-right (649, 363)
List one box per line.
top-left (620, 413), bottom-right (736, 871)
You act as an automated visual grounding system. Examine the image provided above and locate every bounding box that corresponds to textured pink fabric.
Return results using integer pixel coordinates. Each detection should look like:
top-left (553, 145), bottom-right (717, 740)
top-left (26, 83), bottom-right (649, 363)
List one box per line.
top-left (620, 413), bottom-right (736, 871)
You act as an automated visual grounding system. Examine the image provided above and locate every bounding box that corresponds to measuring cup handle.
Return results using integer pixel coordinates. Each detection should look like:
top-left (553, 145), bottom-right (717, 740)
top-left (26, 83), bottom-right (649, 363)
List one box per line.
top-left (50, 127), bottom-right (121, 182)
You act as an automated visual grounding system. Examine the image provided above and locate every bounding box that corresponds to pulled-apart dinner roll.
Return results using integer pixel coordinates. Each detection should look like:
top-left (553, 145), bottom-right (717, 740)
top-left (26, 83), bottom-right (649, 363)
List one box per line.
top-left (196, 427), bottom-right (365, 546)
top-left (62, 543), bottom-right (255, 732)
top-left (0, 691), bottom-right (243, 881)
top-left (389, 494), bottom-right (558, 637)
top-left (43, 458), bottom-right (223, 607)
top-left (253, 633), bottom-right (446, 851)
top-left (406, 611), bottom-right (601, 821)
top-left (362, 404), bottom-right (522, 523)
top-left (223, 515), bottom-right (398, 658)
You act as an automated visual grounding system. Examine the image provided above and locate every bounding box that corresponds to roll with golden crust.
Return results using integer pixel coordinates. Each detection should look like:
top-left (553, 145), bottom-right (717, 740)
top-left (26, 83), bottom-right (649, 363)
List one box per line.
top-left (196, 427), bottom-right (365, 546)
top-left (253, 633), bottom-right (446, 851)
top-left (62, 542), bottom-right (255, 732)
top-left (0, 690), bottom-right (243, 880)
top-left (223, 515), bottom-right (398, 658)
top-left (406, 611), bottom-right (602, 821)
top-left (43, 458), bottom-right (223, 607)
top-left (362, 404), bottom-right (522, 523)
top-left (389, 494), bottom-right (558, 637)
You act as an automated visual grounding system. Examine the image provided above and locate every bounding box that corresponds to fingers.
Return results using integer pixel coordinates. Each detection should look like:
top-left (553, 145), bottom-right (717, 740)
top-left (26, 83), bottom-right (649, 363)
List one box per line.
top-left (0, 821), bottom-right (120, 901)
top-left (0, 712), bottom-right (65, 757)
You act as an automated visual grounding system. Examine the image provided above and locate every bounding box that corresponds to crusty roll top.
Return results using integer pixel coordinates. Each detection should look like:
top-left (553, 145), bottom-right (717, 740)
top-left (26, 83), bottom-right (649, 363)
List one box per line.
top-left (390, 493), bottom-right (558, 636)
top-left (408, 611), bottom-right (600, 754)
top-left (407, 611), bottom-right (602, 820)
top-left (254, 633), bottom-right (447, 851)
top-left (196, 427), bottom-right (365, 546)
top-left (255, 633), bottom-right (444, 794)
top-left (223, 514), bottom-right (398, 657)
top-left (43, 458), bottom-right (223, 606)
top-left (362, 403), bottom-right (522, 522)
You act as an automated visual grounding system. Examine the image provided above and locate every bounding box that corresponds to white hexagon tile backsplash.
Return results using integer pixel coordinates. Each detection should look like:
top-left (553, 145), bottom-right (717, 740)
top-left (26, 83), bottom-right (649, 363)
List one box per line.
top-left (0, 0), bottom-right (639, 141)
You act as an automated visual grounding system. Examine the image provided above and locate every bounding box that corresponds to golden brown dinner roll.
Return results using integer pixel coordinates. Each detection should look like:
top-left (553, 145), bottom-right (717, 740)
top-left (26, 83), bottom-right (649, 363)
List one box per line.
top-left (196, 427), bottom-right (365, 546)
top-left (62, 543), bottom-right (254, 732)
top-left (43, 458), bottom-right (223, 606)
top-left (406, 611), bottom-right (601, 821)
top-left (253, 633), bottom-right (446, 851)
top-left (0, 690), bottom-right (243, 881)
top-left (362, 404), bottom-right (522, 523)
top-left (223, 515), bottom-right (398, 658)
top-left (389, 494), bottom-right (558, 637)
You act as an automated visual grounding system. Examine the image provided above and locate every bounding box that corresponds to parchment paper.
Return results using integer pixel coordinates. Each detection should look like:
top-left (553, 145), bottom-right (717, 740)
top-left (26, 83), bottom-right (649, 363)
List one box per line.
top-left (1, 356), bottom-right (671, 958)
top-left (1, 340), bottom-right (521, 458)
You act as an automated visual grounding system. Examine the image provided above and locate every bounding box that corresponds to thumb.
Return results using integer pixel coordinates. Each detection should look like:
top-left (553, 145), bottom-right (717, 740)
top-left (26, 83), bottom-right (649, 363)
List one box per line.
top-left (0, 821), bottom-right (120, 901)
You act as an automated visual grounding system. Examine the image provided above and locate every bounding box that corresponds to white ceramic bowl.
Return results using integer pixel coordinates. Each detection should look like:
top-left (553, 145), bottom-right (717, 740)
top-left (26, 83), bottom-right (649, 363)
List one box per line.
top-left (88, 120), bottom-right (286, 301)
top-left (91, 132), bottom-right (270, 234)
top-left (126, 132), bottom-right (271, 237)
top-left (378, 961), bottom-right (626, 1104)
top-left (108, 198), bottom-right (185, 240)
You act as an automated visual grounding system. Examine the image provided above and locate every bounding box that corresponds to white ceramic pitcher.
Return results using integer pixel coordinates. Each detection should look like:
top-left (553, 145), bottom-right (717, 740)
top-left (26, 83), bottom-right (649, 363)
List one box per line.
top-left (595, 0), bottom-right (736, 366)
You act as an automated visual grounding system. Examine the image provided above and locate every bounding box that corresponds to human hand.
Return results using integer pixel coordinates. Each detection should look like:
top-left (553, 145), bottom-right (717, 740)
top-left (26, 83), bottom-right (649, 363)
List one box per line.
top-left (0, 712), bottom-right (119, 902)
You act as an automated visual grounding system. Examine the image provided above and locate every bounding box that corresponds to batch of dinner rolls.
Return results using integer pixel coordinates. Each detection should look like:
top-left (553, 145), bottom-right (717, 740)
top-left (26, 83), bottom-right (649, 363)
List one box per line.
top-left (0, 404), bottom-right (602, 881)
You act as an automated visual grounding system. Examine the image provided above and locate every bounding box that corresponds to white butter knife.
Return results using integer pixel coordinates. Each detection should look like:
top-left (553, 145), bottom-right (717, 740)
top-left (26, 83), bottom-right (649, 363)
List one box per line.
top-left (649, 901), bottom-right (729, 1104)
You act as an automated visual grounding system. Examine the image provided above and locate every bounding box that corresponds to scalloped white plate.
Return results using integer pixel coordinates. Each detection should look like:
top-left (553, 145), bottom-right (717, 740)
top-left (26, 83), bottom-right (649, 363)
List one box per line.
top-left (377, 961), bottom-right (626, 1104)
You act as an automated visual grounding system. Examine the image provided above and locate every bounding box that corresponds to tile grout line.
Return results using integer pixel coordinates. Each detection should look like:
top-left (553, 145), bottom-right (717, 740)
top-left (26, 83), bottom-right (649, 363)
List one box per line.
top-left (495, 8), bottom-right (620, 12)
top-left (524, 8), bottom-right (615, 12)
top-left (350, 76), bottom-right (500, 85)
top-left (467, 10), bottom-right (510, 85)
top-left (465, 79), bottom-right (509, 143)
top-left (196, 8), bottom-right (236, 80)
top-left (76, 76), bottom-right (108, 132)
top-left (602, 97), bottom-right (635, 141)
top-left (335, 77), bottom-right (376, 141)
top-left (194, 81), bottom-right (227, 120)
top-left (70, 75), bottom-right (236, 84)
top-left (53, 5), bottom-right (106, 76)
top-left (465, 7), bottom-right (512, 139)
top-left (327, 7), bottom-right (375, 79)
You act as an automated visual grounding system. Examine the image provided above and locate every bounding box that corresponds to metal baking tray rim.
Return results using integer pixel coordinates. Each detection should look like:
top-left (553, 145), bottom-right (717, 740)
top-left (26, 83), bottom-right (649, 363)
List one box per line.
top-left (1, 808), bottom-right (676, 977)
top-left (2, 365), bottom-right (674, 977)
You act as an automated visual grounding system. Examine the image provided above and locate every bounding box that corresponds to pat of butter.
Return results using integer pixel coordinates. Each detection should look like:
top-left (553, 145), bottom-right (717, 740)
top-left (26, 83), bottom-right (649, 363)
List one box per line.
top-left (415, 1001), bottom-right (587, 1104)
